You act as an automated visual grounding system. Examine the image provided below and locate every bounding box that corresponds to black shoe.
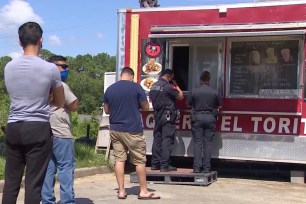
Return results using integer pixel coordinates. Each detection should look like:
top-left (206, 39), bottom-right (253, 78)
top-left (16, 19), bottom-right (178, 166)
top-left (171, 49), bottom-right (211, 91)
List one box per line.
top-left (192, 168), bottom-right (201, 173)
top-left (151, 165), bottom-right (160, 170)
top-left (202, 169), bottom-right (211, 173)
top-left (160, 165), bottom-right (177, 172)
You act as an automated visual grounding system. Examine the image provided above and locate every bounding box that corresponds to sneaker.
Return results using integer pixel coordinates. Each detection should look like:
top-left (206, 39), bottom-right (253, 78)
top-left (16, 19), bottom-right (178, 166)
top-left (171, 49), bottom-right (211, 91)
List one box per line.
top-left (151, 165), bottom-right (160, 170)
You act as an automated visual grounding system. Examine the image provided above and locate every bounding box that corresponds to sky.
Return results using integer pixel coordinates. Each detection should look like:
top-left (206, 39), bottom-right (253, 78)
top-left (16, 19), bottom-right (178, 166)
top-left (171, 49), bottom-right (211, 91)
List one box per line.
top-left (0, 0), bottom-right (255, 58)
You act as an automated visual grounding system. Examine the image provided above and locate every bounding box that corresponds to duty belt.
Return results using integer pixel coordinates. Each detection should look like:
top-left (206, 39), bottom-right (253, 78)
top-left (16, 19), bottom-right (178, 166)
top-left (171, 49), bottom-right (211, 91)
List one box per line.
top-left (195, 110), bottom-right (213, 114)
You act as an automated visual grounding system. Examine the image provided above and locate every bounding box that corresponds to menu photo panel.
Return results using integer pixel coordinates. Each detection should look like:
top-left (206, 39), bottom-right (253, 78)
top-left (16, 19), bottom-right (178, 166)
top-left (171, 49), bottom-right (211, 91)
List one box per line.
top-left (229, 38), bottom-right (300, 98)
top-left (140, 39), bottom-right (166, 93)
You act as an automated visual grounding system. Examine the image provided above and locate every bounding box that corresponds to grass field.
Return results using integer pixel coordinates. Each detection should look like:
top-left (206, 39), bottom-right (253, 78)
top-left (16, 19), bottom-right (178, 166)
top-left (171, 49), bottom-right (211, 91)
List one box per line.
top-left (0, 115), bottom-right (108, 180)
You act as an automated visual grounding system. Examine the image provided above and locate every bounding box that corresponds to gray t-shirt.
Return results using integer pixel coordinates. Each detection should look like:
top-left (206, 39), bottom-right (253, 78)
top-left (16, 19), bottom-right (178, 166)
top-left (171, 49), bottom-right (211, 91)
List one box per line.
top-left (4, 55), bottom-right (62, 123)
top-left (50, 82), bottom-right (77, 138)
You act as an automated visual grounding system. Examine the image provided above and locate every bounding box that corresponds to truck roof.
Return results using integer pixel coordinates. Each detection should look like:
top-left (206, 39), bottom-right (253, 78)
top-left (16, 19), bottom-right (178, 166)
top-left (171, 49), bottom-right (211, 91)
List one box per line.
top-left (118, 0), bottom-right (305, 13)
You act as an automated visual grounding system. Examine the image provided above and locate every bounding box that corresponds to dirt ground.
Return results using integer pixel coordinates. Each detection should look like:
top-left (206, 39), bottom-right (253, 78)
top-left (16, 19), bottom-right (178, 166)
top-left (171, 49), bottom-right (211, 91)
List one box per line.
top-left (6, 172), bottom-right (306, 204)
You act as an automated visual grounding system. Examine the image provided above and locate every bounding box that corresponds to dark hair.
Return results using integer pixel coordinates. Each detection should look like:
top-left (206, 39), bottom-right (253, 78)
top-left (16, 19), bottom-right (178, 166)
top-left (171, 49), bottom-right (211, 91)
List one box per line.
top-left (200, 71), bottom-right (210, 82)
top-left (161, 69), bottom-right (174, 77)
top-left (48, 55), bottom-right (67, 63)
top-left (18, 22), bottom-right (43, 48)
top-left (121, 67), bottom-right (134, 76)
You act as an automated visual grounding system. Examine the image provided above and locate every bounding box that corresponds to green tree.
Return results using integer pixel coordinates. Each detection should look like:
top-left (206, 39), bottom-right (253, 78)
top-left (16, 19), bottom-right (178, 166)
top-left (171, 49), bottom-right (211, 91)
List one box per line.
top-left (0, 50), bottom-right (116, 116)
top-left (40, 49), bottom-right (55, 60)
top-left (0, 56), bottom-right (11, 133)
top-left (66, 53), bottom-right (115, 114)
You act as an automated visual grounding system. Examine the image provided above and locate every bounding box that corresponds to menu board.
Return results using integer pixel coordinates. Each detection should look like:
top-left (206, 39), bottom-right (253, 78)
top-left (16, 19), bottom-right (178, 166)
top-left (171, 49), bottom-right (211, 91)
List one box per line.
top-left (140, 39), bottom-right (166, 92)
top-left (230, 40), bottom-right (299, 96)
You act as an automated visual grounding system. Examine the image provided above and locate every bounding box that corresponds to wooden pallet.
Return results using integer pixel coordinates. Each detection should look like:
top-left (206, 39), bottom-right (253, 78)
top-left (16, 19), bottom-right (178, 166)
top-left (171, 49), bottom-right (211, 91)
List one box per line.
top-left (130, 168), bottom-right (217, 186)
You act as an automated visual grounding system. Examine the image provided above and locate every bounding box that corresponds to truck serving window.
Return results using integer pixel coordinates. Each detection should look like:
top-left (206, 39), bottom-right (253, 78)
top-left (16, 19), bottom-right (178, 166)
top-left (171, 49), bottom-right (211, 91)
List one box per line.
top-left (227, 36), bottom-right (303, 99)
top-left (168, 40), bottom-right (224, 94)
top-left (172, 46), bottom-right (189, 91)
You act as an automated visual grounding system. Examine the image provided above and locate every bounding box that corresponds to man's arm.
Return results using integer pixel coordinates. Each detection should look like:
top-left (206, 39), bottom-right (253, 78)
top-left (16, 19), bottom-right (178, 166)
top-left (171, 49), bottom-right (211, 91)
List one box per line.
top-left (140, 100), bottom-right (149, 111)
top-left (215, 93), bottom-right (222, 109)
top-left (172, 80), bottom-right (184, 101)
top-left (103, 103), bottom-right (110, 114)
top-left (67, 99), bottom-right (79, 112)
top-left (186, 91), bottom-right (193, 107)
top-left (52, 86), bottom-right (65, 108)
top-left (175, 86), bottom-right (184, 101)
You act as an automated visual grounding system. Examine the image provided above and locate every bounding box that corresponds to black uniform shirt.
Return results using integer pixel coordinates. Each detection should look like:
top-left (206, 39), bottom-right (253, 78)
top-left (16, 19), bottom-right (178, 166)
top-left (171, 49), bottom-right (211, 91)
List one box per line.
top-left (149, 78), bottom-right (179, 111)
top-left (186, 84), bottom-right (221, 111)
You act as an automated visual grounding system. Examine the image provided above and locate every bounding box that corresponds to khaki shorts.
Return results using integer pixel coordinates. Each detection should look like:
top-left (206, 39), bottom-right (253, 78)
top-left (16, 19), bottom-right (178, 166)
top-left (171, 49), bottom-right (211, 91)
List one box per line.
top-left (110, 130), bottom-right (147, 165)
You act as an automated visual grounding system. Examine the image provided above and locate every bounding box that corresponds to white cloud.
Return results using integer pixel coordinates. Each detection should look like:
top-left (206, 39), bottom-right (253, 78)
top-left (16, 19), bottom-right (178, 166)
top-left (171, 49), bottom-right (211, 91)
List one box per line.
top-left (96, 32), bottom-right (104, 40)
top-left (8, 50), bottom-right (22, 59)
top-left (48, 35), bottom-right (62, 46)
top-left (0, 0), bottom-right (43, 56)
top-left (69, 35), bottom-right (86, 44)
top-left (0, 0), bottom-right (43, 33)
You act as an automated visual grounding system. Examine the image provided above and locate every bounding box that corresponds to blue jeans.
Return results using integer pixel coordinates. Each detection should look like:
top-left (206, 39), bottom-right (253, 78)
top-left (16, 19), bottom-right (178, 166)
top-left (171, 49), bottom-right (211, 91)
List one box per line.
top-left (41, 137), bottom-right (75, 204)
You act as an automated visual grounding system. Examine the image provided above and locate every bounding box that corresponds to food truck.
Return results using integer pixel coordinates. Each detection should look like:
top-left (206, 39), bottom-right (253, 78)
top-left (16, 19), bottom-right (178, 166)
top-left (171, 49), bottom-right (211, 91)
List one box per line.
top-left (112, 0), bottom-right (306, 164)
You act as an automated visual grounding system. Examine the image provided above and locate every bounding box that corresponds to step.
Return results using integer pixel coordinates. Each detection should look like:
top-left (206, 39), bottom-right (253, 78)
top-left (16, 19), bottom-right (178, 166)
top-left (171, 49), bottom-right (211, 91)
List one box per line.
top-left (130, 168), bottom-right (217, 186)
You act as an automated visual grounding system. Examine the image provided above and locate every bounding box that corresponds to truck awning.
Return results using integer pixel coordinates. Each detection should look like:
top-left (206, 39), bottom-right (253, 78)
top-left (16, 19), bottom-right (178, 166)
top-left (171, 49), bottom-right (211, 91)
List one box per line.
top-left (149, 30), bottom-right (306, 38)
top-left (149, 22), bottom-right (306, 38)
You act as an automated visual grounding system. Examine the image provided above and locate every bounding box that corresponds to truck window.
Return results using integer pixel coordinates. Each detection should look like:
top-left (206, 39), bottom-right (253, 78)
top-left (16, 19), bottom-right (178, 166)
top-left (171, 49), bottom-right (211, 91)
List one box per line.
top-left (172, 46), bottom-right (189, 91)
top-left (169, 40), bottom-right (223, 95)
top-left (227, 36), bottom-right (302, 99)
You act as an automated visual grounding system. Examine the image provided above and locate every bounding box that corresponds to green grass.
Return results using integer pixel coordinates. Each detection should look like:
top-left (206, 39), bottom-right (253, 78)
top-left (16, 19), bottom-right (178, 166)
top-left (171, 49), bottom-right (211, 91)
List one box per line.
top-left (74, 142), bottom-right (107, 168)
top-left (0, 142), bottom-right (108, 180)
top-left (0, 115), bottom-right (108, 180)
top-left (0, 156), bottom-right (4, 179)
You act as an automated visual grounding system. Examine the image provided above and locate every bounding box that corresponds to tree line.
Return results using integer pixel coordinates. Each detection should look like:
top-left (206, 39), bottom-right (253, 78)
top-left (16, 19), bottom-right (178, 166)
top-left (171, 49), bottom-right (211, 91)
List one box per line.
top-left (0, 49), bottom-right (116, 128)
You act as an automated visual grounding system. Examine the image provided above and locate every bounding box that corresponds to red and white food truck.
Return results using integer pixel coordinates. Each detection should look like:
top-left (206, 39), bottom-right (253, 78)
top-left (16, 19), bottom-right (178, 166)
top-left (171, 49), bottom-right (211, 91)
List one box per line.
top-left (111, 0), bottom-right (306, 164)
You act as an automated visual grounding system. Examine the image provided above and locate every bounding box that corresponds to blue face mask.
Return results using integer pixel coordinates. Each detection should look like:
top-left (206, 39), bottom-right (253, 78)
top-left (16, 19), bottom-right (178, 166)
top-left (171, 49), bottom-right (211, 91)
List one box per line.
top-left (60, 70), bottom-right (69, 81)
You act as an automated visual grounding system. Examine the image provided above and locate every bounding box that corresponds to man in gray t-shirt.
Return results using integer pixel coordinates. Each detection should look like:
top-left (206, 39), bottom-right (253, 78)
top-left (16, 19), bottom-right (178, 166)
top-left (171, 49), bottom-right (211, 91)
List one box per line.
top-left (42, 55), bottom-right (79, 204)
top-left (2, 22), bottom-right (65, 204)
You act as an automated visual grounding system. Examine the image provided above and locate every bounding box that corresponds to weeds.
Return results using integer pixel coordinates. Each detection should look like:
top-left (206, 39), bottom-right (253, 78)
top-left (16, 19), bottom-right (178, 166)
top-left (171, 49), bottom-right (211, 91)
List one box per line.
top-left (0, 114), bottom-right (107, 180)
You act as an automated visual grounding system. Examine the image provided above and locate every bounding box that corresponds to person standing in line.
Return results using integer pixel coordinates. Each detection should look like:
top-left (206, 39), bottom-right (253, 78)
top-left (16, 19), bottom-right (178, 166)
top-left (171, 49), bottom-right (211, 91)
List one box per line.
top-left (186, 71), bottom-right (221, 173)
top-left (41, 55), bottom-right (79, 204)
top-left (2, 22), bottom-right (65, 204)
top-left (149, 69), bottom-right (184, 172)
top-left (103, 67), bottom-right (160, 200)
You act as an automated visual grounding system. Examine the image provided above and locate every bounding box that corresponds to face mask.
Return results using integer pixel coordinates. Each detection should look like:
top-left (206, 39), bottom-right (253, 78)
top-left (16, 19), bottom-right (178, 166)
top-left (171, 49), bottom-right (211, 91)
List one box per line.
top-left (60, 70), bottom-right (69, 81)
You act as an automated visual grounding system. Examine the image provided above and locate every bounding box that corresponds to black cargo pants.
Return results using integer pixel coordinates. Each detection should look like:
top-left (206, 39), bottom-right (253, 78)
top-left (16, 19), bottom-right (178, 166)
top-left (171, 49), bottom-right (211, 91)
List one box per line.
top-left (151, 111), bottom-right (176, 168)
top-left (191, 112), bottom-right (216, 171)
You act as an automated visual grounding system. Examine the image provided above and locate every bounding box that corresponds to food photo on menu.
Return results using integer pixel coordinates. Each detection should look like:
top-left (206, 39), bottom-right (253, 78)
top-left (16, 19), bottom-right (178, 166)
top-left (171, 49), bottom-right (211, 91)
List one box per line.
top-left (143, 59), bottom-right (162, 74)
top-left (140, 77), bottom-right (157, 92)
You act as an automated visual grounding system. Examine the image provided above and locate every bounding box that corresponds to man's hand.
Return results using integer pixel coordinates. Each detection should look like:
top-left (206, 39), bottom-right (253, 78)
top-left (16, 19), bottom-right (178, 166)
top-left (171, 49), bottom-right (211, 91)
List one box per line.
top-left (171, 79), bottom-right (178, 87)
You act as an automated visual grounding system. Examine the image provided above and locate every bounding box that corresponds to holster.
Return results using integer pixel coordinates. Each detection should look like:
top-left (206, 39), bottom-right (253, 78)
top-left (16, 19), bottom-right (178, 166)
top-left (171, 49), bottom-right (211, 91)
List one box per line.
top-left (190, 109), bottom-right (196, 122)
top-left (165, 109), bottom-right (180, 124)
top-left (213, 109), bottom-right (219, 119)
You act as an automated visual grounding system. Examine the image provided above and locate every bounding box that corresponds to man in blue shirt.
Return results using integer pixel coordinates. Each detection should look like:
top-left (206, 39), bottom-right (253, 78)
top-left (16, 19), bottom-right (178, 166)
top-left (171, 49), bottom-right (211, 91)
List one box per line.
top-left (103, 67), bottom-right (160, 200)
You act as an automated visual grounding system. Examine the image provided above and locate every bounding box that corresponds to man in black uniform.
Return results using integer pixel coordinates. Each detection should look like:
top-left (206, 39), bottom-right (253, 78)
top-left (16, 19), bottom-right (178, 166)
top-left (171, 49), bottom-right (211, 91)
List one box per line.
top-left (187, 71), bottom-right (221, 173)
top-left (149, 69), bottom-right (183, 172)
